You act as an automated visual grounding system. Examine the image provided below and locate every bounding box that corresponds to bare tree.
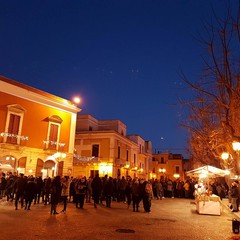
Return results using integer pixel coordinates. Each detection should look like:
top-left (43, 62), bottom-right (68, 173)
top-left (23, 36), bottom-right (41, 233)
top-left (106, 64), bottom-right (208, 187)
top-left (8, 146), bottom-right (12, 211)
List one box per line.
top-left (182, 1), bottom-right (240, 173)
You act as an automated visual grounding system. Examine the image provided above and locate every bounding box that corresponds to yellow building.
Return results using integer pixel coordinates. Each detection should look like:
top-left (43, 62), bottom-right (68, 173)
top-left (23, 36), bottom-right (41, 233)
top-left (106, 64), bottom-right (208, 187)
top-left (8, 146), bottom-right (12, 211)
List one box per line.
top-left (152, 153), bottom-right (184, 180)
top-left (74, 114), bottom-right (152, 179)
top-left (0, 75), bottom-right (80, 178)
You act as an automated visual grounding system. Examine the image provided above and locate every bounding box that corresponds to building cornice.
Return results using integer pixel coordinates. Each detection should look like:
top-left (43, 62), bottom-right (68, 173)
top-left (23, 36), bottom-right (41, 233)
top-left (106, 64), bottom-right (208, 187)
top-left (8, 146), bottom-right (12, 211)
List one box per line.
top-left (0, 75), bottom-right (81, 114)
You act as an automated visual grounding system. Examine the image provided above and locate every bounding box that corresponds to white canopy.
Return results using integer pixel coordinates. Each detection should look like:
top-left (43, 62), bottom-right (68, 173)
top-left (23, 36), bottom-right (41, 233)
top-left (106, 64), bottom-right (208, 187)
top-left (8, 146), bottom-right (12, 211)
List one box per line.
top-left (186, 165), bottom-right (229, 178)
top-left (0, 163), bottom-right (14, 171)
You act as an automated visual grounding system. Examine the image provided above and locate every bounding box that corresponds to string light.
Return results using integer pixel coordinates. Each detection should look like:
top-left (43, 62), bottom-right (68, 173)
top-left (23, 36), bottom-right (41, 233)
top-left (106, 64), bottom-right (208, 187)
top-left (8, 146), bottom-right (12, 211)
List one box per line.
top-left (43, 140), bottom-right (65, 147)
top-left (73, 154), bottom-right (96, 162)
top-left (0, 132), bottom-right (28, 141)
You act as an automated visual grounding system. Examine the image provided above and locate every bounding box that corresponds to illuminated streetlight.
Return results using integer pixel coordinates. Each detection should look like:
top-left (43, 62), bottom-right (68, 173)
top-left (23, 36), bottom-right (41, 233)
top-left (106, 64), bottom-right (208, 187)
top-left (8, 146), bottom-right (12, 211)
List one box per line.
top-left (173, 174), bottom-right (180, 178)
top-left (233, 141), bottom-right (240, 151)
top-left (221, 152), bottom-right (229, 160)
top-left (73, 96), bottom-right (81, 105)
top-left (159, 168), bottom-right (166, 173)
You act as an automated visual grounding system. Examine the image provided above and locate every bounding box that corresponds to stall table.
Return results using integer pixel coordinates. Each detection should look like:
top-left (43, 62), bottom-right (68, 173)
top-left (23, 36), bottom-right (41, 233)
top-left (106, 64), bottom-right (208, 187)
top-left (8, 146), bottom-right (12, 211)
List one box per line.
top-left (196, 194), bottom-right (221, 216)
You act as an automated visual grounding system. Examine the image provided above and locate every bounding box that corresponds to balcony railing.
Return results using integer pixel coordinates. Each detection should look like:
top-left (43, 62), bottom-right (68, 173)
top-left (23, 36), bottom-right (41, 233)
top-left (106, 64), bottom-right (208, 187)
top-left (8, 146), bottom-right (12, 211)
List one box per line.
top-left (0, 132), bottom-right (28, 145)
top-left (43, 140), bottom-right (65, 150)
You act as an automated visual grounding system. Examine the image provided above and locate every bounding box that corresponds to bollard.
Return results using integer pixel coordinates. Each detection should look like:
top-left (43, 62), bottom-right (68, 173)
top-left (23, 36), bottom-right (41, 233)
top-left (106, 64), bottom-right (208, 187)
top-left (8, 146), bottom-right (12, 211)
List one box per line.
top-left (232, 219), bottom-right (240, 234)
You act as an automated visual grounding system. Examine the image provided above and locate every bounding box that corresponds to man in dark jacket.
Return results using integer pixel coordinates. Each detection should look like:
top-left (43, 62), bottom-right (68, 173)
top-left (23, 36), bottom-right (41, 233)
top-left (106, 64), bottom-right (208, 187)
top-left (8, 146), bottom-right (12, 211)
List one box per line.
top-left (91, 174), bottom-right (102, 208)
top-left (0, 173), bottom-right (7, 199)
top-left (25, 177), bottom-right (37, 210)
top-left (105, 177), bottom-right (114, 208)
top-left (14, 173), bottom-right (27, 210)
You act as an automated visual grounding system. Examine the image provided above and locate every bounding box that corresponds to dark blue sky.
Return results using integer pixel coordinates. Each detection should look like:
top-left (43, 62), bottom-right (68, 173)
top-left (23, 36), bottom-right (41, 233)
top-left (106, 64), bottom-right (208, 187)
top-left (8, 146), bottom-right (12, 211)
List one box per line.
top-left (0, 0), bottom-right (232, 157)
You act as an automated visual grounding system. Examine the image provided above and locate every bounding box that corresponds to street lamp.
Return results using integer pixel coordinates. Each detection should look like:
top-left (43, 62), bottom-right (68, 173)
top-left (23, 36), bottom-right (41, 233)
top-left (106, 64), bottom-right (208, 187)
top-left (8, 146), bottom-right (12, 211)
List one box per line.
top-left (233, 141), bottom-right (240, 151)
top-left (73, 96), bottom-right (81, 105)
top-left (159, 168), bottom-right (166, 173)
top-left (221, 152), bottom-right (229, 160)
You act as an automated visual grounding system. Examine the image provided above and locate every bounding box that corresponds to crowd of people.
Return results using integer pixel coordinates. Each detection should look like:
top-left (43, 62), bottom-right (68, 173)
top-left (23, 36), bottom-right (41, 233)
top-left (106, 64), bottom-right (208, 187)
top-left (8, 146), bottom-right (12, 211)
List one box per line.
top-left (0, 171), bottom-right (230, 214)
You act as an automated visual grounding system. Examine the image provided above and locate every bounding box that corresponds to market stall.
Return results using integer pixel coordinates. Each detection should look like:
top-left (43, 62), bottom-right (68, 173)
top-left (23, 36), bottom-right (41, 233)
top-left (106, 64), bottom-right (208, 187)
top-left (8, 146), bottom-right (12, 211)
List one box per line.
top-left (186, 165), bottom-right (229, 216)
top-left (0, 163), bottom-right (14, 172)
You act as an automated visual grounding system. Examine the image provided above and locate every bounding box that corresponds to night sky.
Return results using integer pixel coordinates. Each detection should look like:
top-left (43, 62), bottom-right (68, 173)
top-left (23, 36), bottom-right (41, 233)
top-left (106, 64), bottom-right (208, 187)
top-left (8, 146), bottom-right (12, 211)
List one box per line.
top-left (0, 0), bottom-right (233, 157)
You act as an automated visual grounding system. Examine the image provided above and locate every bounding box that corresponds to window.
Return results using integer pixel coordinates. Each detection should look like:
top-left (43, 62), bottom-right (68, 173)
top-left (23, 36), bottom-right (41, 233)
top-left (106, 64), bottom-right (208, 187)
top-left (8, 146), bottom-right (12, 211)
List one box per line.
top-left (4, 104), bottom-right (25, 144)
top-left (134, 154), bottom-right (136, 164)
top-left (175, 166), bottom-right (180, 174)
top-left (45, 115), bottom-right (63, 150)
top-left (126, 150), bottom-right (129, 161)
top-left (118, 146), bottom-right (121, 159)
top-left (47, 123), bottom-right (59, 150)
top-left (7, 114), bottom-right (20, 144)
top-left (92, 144), bottom-right (99, 157)
top-left (161, 157), bottom-right (164, 163)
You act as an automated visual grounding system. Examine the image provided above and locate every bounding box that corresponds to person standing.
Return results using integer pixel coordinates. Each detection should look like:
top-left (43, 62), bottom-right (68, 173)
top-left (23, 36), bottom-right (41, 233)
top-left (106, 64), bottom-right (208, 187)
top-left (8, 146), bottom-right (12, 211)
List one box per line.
top-left (50, 176), bottom-right (62, 214)
top-left (24, 177), bottom-right (36, 210)
top-left (132, 178), bottom-right (140, 212)
top-left (75, 177), bottom-right (87, 209)
top-left (61, 176), bottom-right (70, 213)
top-left (0, 173), bottom-right (7, 199)
top-left (231, 181), bottom-right (239, 212)
top-left (14, 173), bottom-right (27, 210)
top-left (34, 176), bottom-right (43, 204)
top-left (125, 177), bottom-right (133, 208)
top-left (119, 176), bottom-right (127, 203)
top-left (105, 177), bottom-right (114, 208)
top-left (91, 173), bottom-right (102, 208)
top-left (86, 177), bottom-right (93, 203)
top-left (142, 180), bottom-right (153, 213)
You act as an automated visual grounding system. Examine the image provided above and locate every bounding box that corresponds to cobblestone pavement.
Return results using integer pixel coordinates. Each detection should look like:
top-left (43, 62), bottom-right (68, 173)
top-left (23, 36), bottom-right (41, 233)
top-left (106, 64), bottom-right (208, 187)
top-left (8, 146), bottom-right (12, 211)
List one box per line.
top-left (0, 197), bottom-right (240, 240)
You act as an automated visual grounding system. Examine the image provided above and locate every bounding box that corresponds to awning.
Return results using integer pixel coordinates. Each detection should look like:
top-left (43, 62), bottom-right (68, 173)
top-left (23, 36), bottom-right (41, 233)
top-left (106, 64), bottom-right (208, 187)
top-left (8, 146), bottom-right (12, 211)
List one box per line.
top-left (186, 165), bottom-right (229, 178)
top-left (0, 163), bottom-right (14, 171)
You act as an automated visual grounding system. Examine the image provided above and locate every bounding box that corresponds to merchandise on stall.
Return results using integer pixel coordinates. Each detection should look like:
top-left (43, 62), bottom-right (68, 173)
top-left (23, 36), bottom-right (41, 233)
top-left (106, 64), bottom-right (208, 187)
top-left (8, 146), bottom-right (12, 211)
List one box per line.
top-left (186, 165), bottom-right (229, 216)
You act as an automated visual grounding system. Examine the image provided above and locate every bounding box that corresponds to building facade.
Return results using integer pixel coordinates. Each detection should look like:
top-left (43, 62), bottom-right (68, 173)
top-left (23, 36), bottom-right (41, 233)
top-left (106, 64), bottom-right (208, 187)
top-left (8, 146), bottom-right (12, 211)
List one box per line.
top-left (152, 153), bottom-right (184, 180)
top-left (74, 114), bottom-right (153, 179)
top-left (0, 76), bottom-right (80, 178)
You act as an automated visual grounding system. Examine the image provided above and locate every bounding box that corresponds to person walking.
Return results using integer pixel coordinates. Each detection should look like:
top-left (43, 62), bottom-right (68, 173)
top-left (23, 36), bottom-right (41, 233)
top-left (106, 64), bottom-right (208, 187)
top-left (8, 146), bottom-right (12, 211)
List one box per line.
top-left (91, 173), bottom-right (102, 208)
